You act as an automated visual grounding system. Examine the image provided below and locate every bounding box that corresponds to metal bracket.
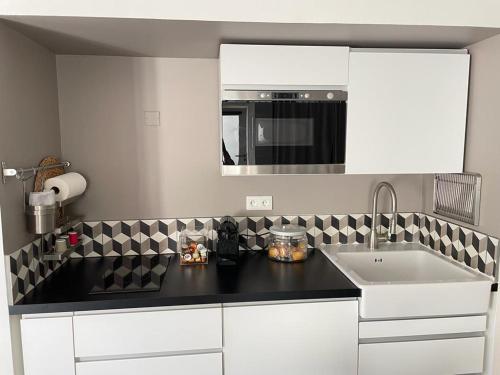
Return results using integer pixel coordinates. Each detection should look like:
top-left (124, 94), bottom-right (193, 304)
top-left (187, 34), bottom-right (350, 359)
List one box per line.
top-left (1, 161), bottom-right (17, 184)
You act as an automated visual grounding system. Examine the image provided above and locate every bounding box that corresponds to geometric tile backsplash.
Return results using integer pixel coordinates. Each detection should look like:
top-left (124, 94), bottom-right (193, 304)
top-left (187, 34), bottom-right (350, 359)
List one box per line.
top-left (6, 234), bottom-right (67, 304)
top-left (7, 211), bottom-right (500, 304)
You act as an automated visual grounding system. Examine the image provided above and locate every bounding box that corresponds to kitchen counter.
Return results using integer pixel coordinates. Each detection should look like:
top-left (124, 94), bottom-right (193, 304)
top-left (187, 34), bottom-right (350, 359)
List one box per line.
top-left (9, 250), bottom-right (360, 315)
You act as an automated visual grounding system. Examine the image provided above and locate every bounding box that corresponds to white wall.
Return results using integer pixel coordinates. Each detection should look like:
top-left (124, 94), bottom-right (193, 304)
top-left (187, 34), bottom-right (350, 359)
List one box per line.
top-left (2, 0), bottom-right (500, 28)
top-left (0, 21), bottom-right (61, 255)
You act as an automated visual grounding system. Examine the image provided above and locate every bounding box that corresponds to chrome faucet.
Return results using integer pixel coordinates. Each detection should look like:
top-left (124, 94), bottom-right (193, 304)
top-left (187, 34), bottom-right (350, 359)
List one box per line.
top-left (369, 182), bottom-right (398, 250)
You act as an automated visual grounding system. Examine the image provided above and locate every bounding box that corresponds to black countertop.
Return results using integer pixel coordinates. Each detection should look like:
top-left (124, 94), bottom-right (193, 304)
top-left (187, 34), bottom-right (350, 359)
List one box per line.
top-left (9, 250), bottom-right (360, 315)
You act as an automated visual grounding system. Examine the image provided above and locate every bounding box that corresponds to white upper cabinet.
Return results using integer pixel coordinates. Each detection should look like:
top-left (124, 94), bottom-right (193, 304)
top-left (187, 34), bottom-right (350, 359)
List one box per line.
top-left (345, 50), bottom-right (470, 174)
top-left (219, 44), bottom-right (349, 89)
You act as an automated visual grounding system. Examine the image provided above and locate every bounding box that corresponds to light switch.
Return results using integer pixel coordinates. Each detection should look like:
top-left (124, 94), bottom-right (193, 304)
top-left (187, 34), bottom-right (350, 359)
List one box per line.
top-left (144, 111), bottom-right (160, 126)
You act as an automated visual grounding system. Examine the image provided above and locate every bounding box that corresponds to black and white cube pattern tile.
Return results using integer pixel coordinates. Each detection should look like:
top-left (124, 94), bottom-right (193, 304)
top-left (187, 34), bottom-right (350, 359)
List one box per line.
top-left (378, 213), bottom-right (419, 243)
top-left (485, 237), bottom-right (499, 277)
top-left (419, 214), bottom-right (436, 247)
top-left (247, 216), bottom-right (281, 250)
top-left (7, 236), bottom-right (66, 304)
top-left (347, 214), bottom-right (372, 244)
top-left (8, 212), bottom-right (500, 304)
top-left (430, 219), bottom-right (447, 253)
top-left (140, 220), bottom-right (171, 254)
top-left (438, 221), bottom-right (460, 258)
top-left (102, 220), bottom-right (141, 256)
top-left (419, 213), bottom-right (499, 277)
top-left (298, 215), bottom-right (316, 248)
top-left (457, 227), bottom-right (497, 275)
top-left (313, 215), bottom-right (348, 247)
top-left (74, 221), bottom-right (103, 257)
top-left (140, 218), bottom-right (214, 254)
top-left (281, 215), bottom-right (298, 226)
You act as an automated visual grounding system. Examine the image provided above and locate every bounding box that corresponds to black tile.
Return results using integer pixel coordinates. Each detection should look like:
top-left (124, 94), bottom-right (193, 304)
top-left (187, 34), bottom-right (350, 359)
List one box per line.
top-left (122, 222), bottom-right (132, 237)
top-left (396, 214), bottom-right (405, 228)
top-left (10, 256), bottom-right (18, 275)
top-left (102, 223), bottom-right (112, 238)
top-left (140, 221), bottom-right (150, 236)
top-left (459, 228), bottom-right (466, 244)
top-left (487, 238), bottom-right (497, 258)
top-left (158, 221), bottom-right (168, 235)
top-left (348, 215), bottom-right (356, 229)
top-left (478, 257), bottom-right (486, 273)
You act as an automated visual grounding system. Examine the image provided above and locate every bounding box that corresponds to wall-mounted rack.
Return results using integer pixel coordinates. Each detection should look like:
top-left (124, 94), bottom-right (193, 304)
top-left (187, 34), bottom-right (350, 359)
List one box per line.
top-left (2, 159), bottom-right (82, 262)
top-left (433, 172), bottom-right (482, 225)
top-left (1, 160), bottom-right (71, 184)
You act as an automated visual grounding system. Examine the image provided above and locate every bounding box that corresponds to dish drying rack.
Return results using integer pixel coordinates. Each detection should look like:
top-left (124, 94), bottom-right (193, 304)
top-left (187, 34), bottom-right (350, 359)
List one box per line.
top-left (2, 160), bottom-right (83, 261)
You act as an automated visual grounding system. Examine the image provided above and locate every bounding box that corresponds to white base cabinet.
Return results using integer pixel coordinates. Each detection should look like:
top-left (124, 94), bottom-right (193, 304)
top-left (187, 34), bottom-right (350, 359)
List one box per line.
top-left (75, 353), bottom-right (222, 375)
top-left (223, 300), bottom-right (358, 375)
top-left (20, 316), bottom-right (75, 375)
top-left (359, 337), bottom-right (485, 375)
top-left (19, 301), bottom-right (489, 375)
top-left (20, 300), bottom-right (358, 375)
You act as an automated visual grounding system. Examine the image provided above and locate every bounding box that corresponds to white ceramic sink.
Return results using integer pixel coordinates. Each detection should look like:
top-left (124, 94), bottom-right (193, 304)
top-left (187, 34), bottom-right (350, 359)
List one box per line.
top-left (322, 243), bottom-right (492, 319)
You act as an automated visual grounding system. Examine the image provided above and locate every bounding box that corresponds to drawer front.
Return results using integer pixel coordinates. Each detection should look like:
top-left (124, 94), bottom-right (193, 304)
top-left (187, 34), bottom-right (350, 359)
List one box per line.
top-left (73, 307), bottom-right (222, 358)
top-left (76, 352), bottom-right (222, 375)
top-left (359, 337), bottom-right (485, 375)
top-left (359, 315), bottom-right (487, 339)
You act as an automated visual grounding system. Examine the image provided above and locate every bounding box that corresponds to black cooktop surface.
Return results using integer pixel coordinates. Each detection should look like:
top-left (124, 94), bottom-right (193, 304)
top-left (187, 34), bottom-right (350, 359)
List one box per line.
top-left (89, 255), bottom-right (170, 294)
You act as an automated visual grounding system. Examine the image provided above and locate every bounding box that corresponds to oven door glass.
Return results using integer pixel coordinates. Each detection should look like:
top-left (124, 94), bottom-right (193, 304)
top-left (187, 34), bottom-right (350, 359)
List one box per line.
top-left (222, 100), bottom-right (346, 166)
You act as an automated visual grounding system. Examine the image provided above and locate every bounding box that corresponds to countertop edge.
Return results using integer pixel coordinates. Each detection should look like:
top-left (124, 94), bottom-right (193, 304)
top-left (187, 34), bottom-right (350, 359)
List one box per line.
top-left (9, 289), bottom-right (361, 315)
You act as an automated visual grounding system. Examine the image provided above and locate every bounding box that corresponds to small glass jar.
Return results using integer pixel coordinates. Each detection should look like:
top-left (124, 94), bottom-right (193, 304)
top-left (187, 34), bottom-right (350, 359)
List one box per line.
top-left (267, 225), bottom-right (308, 262)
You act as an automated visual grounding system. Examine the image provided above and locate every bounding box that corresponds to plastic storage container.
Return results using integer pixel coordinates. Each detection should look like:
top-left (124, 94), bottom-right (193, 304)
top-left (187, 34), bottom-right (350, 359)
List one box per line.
top-left (267, 224), bottom-right (308, 262)
top-left (179, 229), bottom-right (209, 265)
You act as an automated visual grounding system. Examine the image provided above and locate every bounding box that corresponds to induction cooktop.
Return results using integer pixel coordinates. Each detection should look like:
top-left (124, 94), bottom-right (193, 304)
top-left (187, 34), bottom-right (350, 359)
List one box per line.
top-left (89, 255), bottom-right (171, 294)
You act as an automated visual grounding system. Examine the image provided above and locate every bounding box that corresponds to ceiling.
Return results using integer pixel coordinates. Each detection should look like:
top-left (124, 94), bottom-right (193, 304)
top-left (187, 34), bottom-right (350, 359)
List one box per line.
top-left (3, 16), bottom-right (500, 58)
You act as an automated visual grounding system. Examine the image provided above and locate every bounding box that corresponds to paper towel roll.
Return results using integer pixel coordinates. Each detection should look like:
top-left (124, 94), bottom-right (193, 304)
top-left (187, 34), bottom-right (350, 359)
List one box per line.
top-left (44, 172), bottom-right (87, 202)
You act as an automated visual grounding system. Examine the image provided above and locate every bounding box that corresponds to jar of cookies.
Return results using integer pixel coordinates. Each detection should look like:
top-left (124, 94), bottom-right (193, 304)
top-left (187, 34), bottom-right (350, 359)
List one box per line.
top-left (267, 225), bottom-right (308, 262)
top-left (179, 229), bottom-right (209, 265)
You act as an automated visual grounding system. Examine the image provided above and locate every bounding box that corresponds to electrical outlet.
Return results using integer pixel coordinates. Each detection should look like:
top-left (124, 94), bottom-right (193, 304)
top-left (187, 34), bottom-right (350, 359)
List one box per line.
top-left (246, 196), bottom-right (273, 210)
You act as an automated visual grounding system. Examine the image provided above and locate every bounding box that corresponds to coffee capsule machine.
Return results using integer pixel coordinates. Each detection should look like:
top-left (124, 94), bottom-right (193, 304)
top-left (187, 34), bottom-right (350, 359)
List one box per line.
top-left (216, 216), bottom-right (239, 266)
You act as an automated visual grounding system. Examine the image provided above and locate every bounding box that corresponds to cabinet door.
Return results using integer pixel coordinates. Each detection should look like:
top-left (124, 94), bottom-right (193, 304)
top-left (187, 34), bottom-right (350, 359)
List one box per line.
top-left (223, 300), bottom-right (358, 375)
top-left (76, 353), bottom-right (222, 375)
top-left (21, 316), bottom-right (75, 375)
top-left (359, 336), bottom-right (485, 375)
top-left (345, 50), bottom-right (469, 174)
top-left (220, 44), bottom-right (349, 88)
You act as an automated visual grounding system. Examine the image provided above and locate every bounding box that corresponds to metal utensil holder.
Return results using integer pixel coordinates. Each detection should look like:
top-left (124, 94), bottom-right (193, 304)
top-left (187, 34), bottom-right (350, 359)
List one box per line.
top-left (26, 204), bottom-right (56, 234)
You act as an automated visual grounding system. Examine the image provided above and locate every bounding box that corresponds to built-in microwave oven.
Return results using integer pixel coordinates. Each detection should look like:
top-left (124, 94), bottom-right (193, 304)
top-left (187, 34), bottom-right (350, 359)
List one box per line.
top-left (221, 90), bottom-right (347, 175)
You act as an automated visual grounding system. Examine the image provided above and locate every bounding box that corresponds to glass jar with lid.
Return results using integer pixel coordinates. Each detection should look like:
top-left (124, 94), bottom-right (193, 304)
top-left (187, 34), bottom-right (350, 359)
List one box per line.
top-left (267, 224), bottom-right (308, 262)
